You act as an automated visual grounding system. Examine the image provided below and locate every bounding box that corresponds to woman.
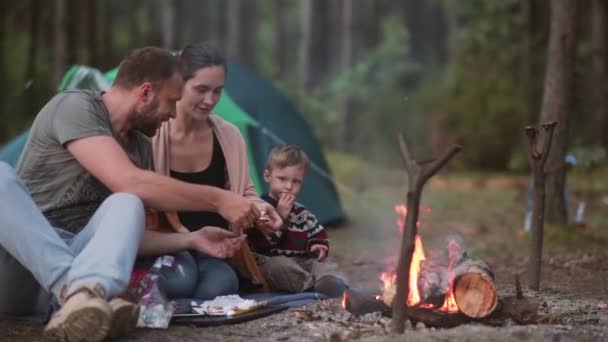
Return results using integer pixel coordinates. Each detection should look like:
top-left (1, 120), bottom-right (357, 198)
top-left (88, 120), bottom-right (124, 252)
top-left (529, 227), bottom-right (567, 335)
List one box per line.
top-left (148, 43), bottom-right (280, 300)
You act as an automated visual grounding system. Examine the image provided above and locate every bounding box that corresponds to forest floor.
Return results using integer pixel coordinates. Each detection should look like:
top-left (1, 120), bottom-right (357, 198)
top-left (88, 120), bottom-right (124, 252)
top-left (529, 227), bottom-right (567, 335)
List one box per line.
top-left (2, 167), bottom-right (608, 341)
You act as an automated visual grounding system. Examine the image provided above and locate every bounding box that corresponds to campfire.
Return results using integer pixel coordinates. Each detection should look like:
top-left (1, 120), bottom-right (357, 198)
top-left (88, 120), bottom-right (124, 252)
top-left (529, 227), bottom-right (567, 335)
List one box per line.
top-left (377, 204), bottom-right (496, 317)
top-left (342, 134), bottom-right (540, 329)
top-left (341, 201), bottom-right (540, 328)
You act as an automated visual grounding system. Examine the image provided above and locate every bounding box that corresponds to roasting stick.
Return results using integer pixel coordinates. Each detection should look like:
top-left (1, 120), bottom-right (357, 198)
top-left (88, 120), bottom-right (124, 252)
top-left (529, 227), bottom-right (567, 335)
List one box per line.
top-left (391, 132), bottom-right (461, 333)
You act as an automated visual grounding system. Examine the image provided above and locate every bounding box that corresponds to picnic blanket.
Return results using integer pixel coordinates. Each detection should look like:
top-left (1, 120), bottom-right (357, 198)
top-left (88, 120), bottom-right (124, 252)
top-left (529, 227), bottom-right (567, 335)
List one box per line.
top-left (170, 292), bottom-right (327, 326)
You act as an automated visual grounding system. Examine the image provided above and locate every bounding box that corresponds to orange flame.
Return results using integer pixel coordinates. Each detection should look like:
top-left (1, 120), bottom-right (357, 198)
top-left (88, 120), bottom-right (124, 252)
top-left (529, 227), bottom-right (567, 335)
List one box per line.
top-left (439, 239), bottom-right (463, 313)
top-left (341, 291), bottom-right (347, 309)
top-left (379, 203), bottom-right (461, 313)
top-left (407, 235), bottom-right (426, 305)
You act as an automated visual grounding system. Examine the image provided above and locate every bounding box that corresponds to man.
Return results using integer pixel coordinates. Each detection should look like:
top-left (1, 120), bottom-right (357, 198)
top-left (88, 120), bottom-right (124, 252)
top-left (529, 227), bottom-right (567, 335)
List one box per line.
top-left (0, 47), bottom-right (279, 342)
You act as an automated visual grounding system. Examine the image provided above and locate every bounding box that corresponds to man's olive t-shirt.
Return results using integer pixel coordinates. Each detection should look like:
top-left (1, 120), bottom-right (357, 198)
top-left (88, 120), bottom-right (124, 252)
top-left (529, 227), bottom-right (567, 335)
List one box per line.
top-left (16, 90), bottom-right (152, 233)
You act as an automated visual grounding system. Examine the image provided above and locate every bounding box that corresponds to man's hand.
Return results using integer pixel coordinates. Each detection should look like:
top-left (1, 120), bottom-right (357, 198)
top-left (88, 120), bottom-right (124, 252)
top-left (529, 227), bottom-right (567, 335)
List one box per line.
top-left (255, 203), bottom-right (283, 234)
top-left (276, 193), bottom-right (295, 219)
top-left (310, 244), bottom-right (328, 262)
top-left (188, 226), bottom-right (246, 259)
top-left (217, 191), bottom-right (260, 231)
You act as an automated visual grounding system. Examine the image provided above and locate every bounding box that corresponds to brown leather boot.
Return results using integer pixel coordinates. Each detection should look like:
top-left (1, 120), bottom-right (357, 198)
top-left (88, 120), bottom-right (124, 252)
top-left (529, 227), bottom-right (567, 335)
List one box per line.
top-left (107, 297), bottom-right (140, 338)
top-left (43, 283), bottom-right (112, 342)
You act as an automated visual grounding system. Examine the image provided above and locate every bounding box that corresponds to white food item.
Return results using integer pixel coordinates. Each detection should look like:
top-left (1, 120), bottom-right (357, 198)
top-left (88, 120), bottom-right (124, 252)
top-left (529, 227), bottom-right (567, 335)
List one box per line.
top-left (194, 295), bottom-right (258, 316)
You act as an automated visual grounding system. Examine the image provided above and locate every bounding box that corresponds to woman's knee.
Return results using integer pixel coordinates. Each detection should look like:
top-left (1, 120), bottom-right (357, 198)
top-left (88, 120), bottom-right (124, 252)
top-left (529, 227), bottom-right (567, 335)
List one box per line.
top-left (158, 252), bottom-right (198, 299)
top-left (194, 258), bottom-right (238, 300)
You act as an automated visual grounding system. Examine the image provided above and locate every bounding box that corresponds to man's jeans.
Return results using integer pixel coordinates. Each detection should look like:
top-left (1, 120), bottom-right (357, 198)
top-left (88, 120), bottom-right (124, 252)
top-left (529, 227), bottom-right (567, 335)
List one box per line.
top-left (0, 162), bottom-right (145, 316)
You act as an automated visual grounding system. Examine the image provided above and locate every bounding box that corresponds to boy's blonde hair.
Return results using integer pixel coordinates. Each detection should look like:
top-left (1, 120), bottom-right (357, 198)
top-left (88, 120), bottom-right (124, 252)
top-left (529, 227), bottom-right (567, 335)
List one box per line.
top-left (266, 145), bottom-right (310, 172)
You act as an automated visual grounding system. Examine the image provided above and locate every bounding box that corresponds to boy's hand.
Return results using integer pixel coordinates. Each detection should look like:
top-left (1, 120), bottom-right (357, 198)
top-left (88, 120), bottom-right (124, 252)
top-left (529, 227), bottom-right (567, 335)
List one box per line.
top-left (188, 226), bottom-right (246, 259)
top-left (256, 203), bottom-right (283, 234)
top-left (310, 244), bottom-right (328, 262)
top-left (277, 193), bottom-right (295, 219)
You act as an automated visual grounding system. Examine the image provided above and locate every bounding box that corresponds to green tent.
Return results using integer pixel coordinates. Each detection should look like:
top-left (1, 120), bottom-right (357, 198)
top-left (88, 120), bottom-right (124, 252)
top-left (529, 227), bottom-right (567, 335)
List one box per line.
top-left (0, 63), bottom-right (344, 225)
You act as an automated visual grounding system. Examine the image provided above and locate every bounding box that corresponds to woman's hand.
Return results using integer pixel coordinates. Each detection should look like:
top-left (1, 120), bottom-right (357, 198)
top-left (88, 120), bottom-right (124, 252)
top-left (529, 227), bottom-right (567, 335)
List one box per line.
top-left (188, 226), bottom-right (246, 259)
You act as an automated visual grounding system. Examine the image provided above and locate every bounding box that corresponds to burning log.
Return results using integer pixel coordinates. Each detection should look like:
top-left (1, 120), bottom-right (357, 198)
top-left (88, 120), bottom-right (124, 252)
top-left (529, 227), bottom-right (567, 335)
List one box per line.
top-left (342, 288), bottom-right (391, 317)
top-left (452, 256), bottom-right (497, 318)
top-left (383, 253), bottom-right (497, 319)
top-left (344, 274), bottom-right (538, 328)
top-left (418, 259), bottom-right (448, 307)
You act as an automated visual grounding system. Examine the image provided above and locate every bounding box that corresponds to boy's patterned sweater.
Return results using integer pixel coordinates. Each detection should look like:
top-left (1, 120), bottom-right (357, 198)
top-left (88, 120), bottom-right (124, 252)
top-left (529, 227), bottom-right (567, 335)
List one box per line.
top-left (247, 193), bottom-right (329, 257)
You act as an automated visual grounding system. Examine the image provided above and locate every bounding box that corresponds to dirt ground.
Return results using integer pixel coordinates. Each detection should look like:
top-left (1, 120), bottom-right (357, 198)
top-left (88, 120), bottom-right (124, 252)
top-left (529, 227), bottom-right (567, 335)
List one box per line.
top-left (2, 176), bottom-right (608, 341)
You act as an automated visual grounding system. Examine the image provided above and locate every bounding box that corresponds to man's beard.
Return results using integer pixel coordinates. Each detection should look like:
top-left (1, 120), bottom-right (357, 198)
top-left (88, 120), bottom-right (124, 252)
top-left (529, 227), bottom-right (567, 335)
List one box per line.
top-left (134, 100), bottom-right (162, 137)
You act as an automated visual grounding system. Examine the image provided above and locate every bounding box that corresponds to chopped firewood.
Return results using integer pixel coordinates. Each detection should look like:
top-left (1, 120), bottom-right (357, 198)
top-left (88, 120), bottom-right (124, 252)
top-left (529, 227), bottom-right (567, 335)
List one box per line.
top-left (452, 256), bottom-right (497, 318)
top-left (404, 307), bottom-right (471, 328)
top-left (418, 259), bottom-right (448, 307)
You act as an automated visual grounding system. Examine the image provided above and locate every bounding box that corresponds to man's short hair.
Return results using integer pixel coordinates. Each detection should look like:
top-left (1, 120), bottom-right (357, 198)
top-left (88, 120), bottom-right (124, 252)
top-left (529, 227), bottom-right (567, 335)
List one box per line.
top-left (266, 145), bottom-right (310, 172)
top-left (113, 47), bottom-right (181, 89)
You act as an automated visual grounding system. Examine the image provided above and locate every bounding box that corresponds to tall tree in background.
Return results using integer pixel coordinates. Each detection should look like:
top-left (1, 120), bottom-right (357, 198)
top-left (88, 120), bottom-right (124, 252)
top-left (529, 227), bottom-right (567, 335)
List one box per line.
top-left (0, 1), bottom-right (7, 141)
top-left (273, 0), bottom-right (289, 80)
top-left (298, 0), bottom-right (334, 95)
top-left (539, 0), bottom-right (578, 224)
top-left (53, 0), bottom-right (68, 86)
top-left (160, 0), bottom-right (178, 50)
top-left (83, 0), bottom-right (97, 66)
top-left (591, 0), bottom-right (608, 148)
top-left (298, 0), bottom-right (313, 95)
top-left (227, 0), bottom-right (257, 69)
top-left (336, 0), bottom-right (354, 151)
top-left (25, 0), bottom-right (40, 117)
top-left (402, 0), bottom-right (447, 68)
top-left (98, 0), bottom-right (114, 70)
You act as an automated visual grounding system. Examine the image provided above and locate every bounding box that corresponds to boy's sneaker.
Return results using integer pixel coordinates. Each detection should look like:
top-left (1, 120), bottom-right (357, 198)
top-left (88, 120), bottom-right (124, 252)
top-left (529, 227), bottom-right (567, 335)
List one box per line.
top-left (43, 284), bottom-right (112, 342)
top-left (108, 297), bottom-right (140, 338)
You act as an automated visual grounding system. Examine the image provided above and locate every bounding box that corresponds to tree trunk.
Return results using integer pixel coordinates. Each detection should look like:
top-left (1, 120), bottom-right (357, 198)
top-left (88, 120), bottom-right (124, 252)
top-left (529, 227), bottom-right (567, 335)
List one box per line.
top-left (591, 0), bottom-right (608, 148)
top-left (297, 0), bottom-right (313, 96)
top-left (26, 0), bottom-right (40, 117)
top-left (226, 0), bottom-right (257, 69)
top-left (65, 0), bottom-right (77, 66)
top-left (539, 0), bottom-right (577, 225)
top-left (186, 0), bottom-right (210, 43)
top-left (98, 0), bottom-right (114, 70)
top-left (273, 0), bottom-right (289, 80)
top-left (336, 0), bottom-right (354, 151)
top-left (76, 0), bottom-right (91, 64)
top-left (0, 1), bottom-right (7, 142)
top-left (160, 0), bottom-right (178, 50)
top-left (53, 0), bottom-right (68, 87)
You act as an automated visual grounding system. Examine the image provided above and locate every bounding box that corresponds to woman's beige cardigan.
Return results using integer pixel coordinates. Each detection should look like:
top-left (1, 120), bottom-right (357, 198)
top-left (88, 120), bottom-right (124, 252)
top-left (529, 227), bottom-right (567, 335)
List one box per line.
top-left (151, 114), bottom-right (268, 291)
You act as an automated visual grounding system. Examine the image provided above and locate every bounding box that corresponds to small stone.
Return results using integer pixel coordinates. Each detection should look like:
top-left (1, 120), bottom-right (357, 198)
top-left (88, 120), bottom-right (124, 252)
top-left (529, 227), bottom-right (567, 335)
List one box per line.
top-left (415, 322), bottom-right (426, 329)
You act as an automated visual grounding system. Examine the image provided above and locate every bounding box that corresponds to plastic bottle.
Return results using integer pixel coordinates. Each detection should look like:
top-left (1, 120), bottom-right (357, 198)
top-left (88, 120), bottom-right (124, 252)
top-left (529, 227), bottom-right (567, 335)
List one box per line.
top-left (136, 255), bottom-right (175, 328)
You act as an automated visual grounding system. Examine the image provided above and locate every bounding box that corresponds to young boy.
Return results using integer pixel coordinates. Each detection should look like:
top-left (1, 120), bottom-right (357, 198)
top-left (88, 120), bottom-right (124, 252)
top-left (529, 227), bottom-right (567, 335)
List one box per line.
top-left (248, 145), bottom-right (346, 297)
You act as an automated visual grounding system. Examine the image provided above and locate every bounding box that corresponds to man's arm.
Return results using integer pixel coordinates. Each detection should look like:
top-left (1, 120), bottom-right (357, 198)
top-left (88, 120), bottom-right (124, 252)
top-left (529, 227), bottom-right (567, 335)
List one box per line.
top-left (66, 136), bottom-right (259, 227)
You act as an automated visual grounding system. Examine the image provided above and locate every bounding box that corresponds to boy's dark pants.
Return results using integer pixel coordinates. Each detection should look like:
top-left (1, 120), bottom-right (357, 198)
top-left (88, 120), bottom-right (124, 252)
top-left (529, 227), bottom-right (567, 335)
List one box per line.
top-left (255, 254), bottom-right (341, 293)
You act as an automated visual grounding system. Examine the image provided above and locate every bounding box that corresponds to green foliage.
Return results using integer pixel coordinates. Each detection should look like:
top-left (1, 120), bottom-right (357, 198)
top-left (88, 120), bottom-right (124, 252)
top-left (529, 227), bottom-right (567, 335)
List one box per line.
top-left (302, 16), bottom-right (421, 164)
top-left (437, 0), bottom-right (532, 169)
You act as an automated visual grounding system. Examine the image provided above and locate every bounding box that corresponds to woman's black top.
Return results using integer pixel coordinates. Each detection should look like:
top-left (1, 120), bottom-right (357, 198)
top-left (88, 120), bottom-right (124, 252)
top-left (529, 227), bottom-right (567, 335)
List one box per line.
top-left (170, 132), bottom-right (229, 231)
